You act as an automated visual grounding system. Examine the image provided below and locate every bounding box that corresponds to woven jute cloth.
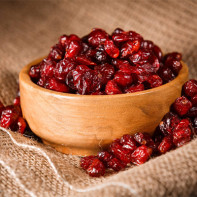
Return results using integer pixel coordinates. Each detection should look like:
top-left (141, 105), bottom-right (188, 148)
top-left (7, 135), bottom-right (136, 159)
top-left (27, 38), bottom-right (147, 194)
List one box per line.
top-left (0, 0), bottom-right (197, 196)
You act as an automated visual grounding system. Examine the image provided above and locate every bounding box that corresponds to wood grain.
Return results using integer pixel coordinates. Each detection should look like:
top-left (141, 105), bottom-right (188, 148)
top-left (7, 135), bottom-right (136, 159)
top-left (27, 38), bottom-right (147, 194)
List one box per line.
top-left (19, 58), bottom-right (188, 156)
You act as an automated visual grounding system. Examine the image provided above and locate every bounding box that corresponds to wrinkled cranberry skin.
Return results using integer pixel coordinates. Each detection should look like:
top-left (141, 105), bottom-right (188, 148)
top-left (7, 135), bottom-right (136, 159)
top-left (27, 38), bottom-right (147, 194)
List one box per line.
top-left (17, 117), bottom-right (27, 134)
top-left (158, 136), bottom-right (173, 154)
top-left (40, 59), bottom-right (56, 79)
top-left (153, 45), bottom-right (163, 61)
top-left (131, 145), bottom-right (152, 165)
top-left (141, 40), bottom-right (154, 50)
top-left (104, 39), bottom-right (119, 58)
top-left (114, 71), bottom-right (133, 87)
top-left (80, 155), bottom-right (97, 170)
top-left (107, 158), bottom-right (126, 171)
top-left (125, 83), bottom-right (144, 93)
top-left (59, 34), bottom-right (70, 48)
top-left (48, 44), bottom-right (64, 60)
top-left (29, 65), bottom-right (40, 81)
top-left (105, 80), bottom-right (122, 95)
top-left (191, 94), bottom-right (197, 106)
top-left (65, 40), bottom-right (82, 58)
top-left (76, 55), bottom-right (96, 66)
top-left (120, 134), bottom-right (137, 153)
top-left (98, 151), bottom-right (113, 163)
top-left (172, 96), bottom-right (192, 116)
top-left (158, 67), bottom-right (175, 83)
top-left (86, 158), bottom-right (105, 177)
top-left (165, 58), bottom-right (182, 75)
top-left (182, 79), bottom-right (197, 97)
top-left (164, 52), bottom-right (182, 62)
top-left (147, 75), bottom-right (163, 88)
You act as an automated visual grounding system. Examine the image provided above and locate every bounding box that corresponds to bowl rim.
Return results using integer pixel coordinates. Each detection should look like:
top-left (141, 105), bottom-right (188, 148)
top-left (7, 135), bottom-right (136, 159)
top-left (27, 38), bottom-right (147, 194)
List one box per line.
top-left (19, 57), bottom-right (188, 100)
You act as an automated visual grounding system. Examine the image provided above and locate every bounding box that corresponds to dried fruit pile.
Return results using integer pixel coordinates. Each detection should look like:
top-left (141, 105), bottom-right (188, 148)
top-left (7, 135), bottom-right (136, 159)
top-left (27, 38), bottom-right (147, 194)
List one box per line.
top-left (80, 79), bottom-right (197, 177)
top-left (29, 28), bottom-right (183, 95)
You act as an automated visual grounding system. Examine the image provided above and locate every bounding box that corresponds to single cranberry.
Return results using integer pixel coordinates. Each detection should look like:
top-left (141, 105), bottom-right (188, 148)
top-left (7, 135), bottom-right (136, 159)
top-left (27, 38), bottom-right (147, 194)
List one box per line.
top-left (48, 44), bottom-right (64, 60)
top-left (128, 31), bottom-right (143, 42)
top-left (191, 94), bottom-right (197, 106)
top-left (119, 134), bottom-right (137, 153)
top-left (158, 112), bottom-right (180, 136)
top-left (158, 136), bottom-right (173, 154)
top-left (158, 67), bottom-right (175, 83)
top-left (186, 107), bottom-right (197, 118)
top-left (120, 40), bottom-right (141, 58)
top-left (172, 96), bottom-right (192, 116)
top-left (98, 151), bottom-right (113, 163)
top-left (29, 64), bottom-right (40, 81)
top-left (94, 45), bottom-right (108, 63)
top-left (153, 45), bottom-right (163, 61)
top-left (112, 28), bottom-right (124, 34)
top-left (37, 77), bottom-right (46, 87)
top-left (13, 96), bottom-right (20, 106)
top-left (141, 40), bottom-right (154, 50)
top-left (105, 80), bottom-right (122, 95)
top-left (65, 40), bottom-right (82, 58)
top-left (147, 75), bottom-right (163, 88)
top-left (131, 145), bottom-right (152, 165)
top-left (164, 52), bottom-right (182, 62)
top-left (182, 79), bottom-right (197, 97)
top-left (134, 132), bottom-right (156, 149)
top-left (59, 34), bottom-right (70, 48)
top-left (69, 34), bottom-right (81, 42)
top-left (40, 59), bottom-right (56, 79)
top-left (17, 117), bottom-right (27, 134)
top-left (80, 155), bottom-right (97, 170)
top-left (45, 78), bottom-right (69, 93)
top-left (129, 49), bottom-right (151, 65)
top-left (104, 39), bottom-right (119, 58)
top-left (112, 59), bottom-right (135, 74)
top-left (109, 141), bottom-right (132, 164)
top-left (125, 83), bottom-right (144, 93)
top-left (112, 32), bottom-right (131, 44)
top-left (76, 55), bottom-right (96, 66)
top-left (173, 119), bottom-right (192, 147)
top-left (0, 105), bottom-right (21, 129)
top-left (88, 28), bottom-right (108, 47)
top-left (165, 58), bottom-right (182, 75)
top-left (86, 158), bottom-right (105, 177)
top-left (85, 48), bottom-right (96, 59)
top-left (81, 42), bottom-right (89, 54)
top-left (114, 71), bottom-right (133, 87)
top-left (54, 58), bottom-right (76, 81)
top-left (107, 158), bottom-right (126, 171)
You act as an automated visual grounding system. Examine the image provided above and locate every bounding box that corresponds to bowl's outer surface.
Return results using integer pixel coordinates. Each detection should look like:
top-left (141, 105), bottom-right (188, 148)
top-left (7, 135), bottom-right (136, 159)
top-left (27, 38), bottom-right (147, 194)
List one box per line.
top-left (19, 58), bottom-right (188, 156)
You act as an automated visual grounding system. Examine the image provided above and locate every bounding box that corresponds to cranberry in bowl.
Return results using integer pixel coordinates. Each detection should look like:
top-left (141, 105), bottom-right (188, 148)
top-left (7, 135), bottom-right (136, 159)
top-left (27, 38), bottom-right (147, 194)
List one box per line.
top-left (19, 28), bottom-right (188, 156)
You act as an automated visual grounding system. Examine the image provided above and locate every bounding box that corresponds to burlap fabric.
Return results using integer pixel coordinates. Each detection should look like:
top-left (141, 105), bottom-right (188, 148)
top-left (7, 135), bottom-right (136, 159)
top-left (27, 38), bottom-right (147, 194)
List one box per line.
top-left (0, 0), bottom-right (197, 196)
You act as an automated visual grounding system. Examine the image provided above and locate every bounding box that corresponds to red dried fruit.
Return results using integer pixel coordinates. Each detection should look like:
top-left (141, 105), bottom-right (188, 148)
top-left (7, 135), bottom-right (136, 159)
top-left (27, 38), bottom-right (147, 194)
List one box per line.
top-left (186, 107), bottom-right (197, 118)
top-left (120, 40), bottom-right (141, 58)
top-left (165, 58), bottom-right (182, 75)
top-left (173, 119), bottom-right (192, 147)
top-left (182, 79), bottom-right (197, 97)
top-left (120, 134), bottom-right (137, 153)
top-left (172, 96), bottom-right (192, 116)
top-left (125, 83), bottom-right (144, 93)
top-left (112, 28), bottom-right (124, 35)
top-left (146, 75), bottom-right (163, 88)
top-left (88, 28), bottom-right (108, 47)
top-left (98, 151), bottom-right (113, 163)
top-left (134, 132), bottom-right (156, 149)
top-left (104, 39), bottom-right (119, 58)
top-left (45, 78), bottom-right (69, 93)
top-left (158, 136), bottom-right (173, 154)
top-left (191, 94), bottom-right (197, 106)
top-left (40, 59), bottom-right (56, 79)
top-left (48, 44), bottom-right (64, 60)
top-left (94, 45), bottom-right (108, 63)
top-left (59, 34), bottom-right (70, 48)
top-left (109, 140), bottom-right (131, 164)
top-left (37, 77), bottom-right (46, 87)
top-left (131, 145), bottom-right (152, 165)
top-left (13, 96), bottom-right (20, 106)
top-left (159, 112), bottom-right (181, 136)
top-left (86, 158), bottom-right (105, 177)
top-left (114, 71), bottom-right (133, 87)
top-left (54, 58), bottom-right (76, 81)
top-left (80, 155), bottom-right (97, 170)
top-left (76, 55), bottom-right (96, 66)
top-left (105, 80), bottom-right (122, 95)
top-left (141, 40), bottom-right (154, 50)
top-left (107, 158), bottom-right (126, 171)
top-left (153, 45), bottom-right (163, 61)
top-left (17, 117), bottom-right (27, 134)
top-left (158, 67), bottom-right (175, 83)
top-left (29, 64), bottom-right (40, 81)
top-left (0, 105), bottom-right (21, 129)
top-left (65, 40), bottom-right (82, 58)
top-left (164, 52), bottom-right (182, 62)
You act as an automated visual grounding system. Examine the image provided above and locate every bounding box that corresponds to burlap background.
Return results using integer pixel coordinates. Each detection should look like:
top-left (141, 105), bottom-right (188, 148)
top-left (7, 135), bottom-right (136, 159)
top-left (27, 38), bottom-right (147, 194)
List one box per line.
top-left (0, 0), bottom-right (197, 196)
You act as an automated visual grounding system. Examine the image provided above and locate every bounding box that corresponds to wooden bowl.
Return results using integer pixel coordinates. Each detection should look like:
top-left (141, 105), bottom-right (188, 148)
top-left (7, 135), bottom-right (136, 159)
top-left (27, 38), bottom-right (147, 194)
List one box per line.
top-left (19, 57), bottom-right (188, 156)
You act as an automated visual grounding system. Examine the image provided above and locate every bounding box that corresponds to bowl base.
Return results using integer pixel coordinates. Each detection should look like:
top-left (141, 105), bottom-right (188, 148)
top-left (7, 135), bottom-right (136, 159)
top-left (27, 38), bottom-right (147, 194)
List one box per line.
top-left (42, 139), bottom-right (100, 156)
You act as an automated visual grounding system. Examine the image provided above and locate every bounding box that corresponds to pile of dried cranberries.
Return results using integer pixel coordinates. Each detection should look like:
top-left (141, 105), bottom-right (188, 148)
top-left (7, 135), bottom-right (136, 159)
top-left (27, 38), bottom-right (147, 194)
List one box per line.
top-left (29, 28), bottom-right (183, 95)
top-left (80, 80), bottom-right (197, 177)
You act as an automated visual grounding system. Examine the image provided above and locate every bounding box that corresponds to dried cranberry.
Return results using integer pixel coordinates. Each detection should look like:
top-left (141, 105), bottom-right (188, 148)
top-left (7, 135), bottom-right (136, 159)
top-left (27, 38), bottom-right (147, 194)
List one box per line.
top-left (120, 134), bottom-right (137, 153)
top-left (59, 34), bottom-right (70, 48)
top-left (182, 79), bottom-right (197, 97)
top-left (48, 44), bottom-right (64, 60)
top-left (45, 78), bottom-right (69, 93)
top-left (172, 96), bottom-right (192, 116)
top-left (146, 75), bottom-right (163, 88)
top-left (86, 158), bottom-right (105, 177)
top-left (17, 117), bottom-right (27, 134)
top-left (40, 59), bottom-right (56, 79)
top-left (164, 52), bottom-right (182, 62)
top-left (158, 112), bottom-right (180, 136)
top-left (158, 67), bottom-right (175, 83)
top-left (165, 58), bottom-right (182, 75)
top-left (129, 49), bottom-right (151, 65)
top-left (153, 45), bottom-right (163, 61)
top-left (141, 40), bottom-right (154, 50)
top-left (112, 28), bottom-right (124, 34)
top-left (76, 55), bottom-right (96, 66)
top-left (114, 71), bottom-right (133, 87)
top-left (98, 151), bottom-right (113, 163)
top-left (13, 96), bottom-right (20, 106)
top-left (191, 94), bottom-right (197, 106)
top-left (80, 155), bottom-right (97, 170)
top-left (107, 158), bottom-right (126, 171)
top-left (131, 145), bottom-right (152, 165)
top-left (125, 83), bottom-right (144, 93)
top-left (112, 32), bottom-right (131, 44)
top-left (186, 107), bottom-right (197, 118)
top-left (54, 58), bottom-right (76, 81)
top-left (65, 40), bottom-right (82, 58)
top-left (37, 77), bottom-right (46, 87)
top-left (105, 80), bottom-right (122, 95)
top-left (104, 39), bottom-right (119, 58)
top-left (120, 40), bottom-right (141, 58)
top-left (158, 136), bottom-right (173, 154)
top-left (88, 28), bottom-right (108, 47)
top-left (94, 45), bottom-right (108, 63)
top-left (29, 64), bottom-right (40, 81)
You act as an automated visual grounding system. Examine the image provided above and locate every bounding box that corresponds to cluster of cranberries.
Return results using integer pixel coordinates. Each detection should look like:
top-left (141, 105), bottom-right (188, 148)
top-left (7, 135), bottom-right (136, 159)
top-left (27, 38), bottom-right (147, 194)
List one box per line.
top-left (29, 28), bottom-right (183, 95)
top-left (80, 79), bottom-right (197, 177)
top-left (0, 96), bottom-right (27, 134)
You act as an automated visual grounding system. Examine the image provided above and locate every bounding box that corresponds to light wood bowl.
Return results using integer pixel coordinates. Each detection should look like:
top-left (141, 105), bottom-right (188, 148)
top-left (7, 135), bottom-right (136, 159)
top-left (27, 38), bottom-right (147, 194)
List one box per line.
top-left (19, 57), bottom-right (188, 156)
